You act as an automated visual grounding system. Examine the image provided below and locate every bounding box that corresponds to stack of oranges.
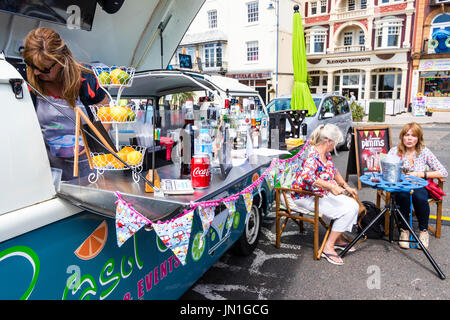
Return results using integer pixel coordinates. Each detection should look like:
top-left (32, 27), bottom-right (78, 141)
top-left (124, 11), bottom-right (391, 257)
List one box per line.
top-left (92, 146), bottom-right (143, 169)
top-left (96, 105), bottom-right (135, 122)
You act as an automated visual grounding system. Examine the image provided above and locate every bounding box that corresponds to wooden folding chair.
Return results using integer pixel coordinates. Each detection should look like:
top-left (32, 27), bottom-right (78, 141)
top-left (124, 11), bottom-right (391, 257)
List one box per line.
top-left (376, 177), bottom-right (445, 238)
top-left (274, 187), bottom-right (332, 260)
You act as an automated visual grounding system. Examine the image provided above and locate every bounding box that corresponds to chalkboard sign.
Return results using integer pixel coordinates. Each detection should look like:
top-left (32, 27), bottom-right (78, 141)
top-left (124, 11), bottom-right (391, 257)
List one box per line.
top-left (179, 54), bottom-right (192, 69)
top-left (345, 126), bottom-right (392, 189)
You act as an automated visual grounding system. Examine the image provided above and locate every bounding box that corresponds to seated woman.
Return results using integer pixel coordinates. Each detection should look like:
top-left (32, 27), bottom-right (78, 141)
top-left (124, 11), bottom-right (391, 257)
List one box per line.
top-left (292, 124), bottom-right (359, 266)
top-left (387, 122), bottom-right (447, 249)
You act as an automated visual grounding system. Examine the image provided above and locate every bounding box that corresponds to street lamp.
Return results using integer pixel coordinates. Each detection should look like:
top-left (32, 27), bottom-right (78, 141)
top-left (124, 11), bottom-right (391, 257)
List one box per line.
top-left (268, 0), bottom-right (279, 98)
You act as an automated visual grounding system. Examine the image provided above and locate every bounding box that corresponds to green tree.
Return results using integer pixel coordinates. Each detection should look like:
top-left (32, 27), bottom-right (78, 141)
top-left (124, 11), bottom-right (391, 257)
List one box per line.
top-left (350, 101), bottom-right (365, 121)
top-left (171, 92), bottom-right (195, 109)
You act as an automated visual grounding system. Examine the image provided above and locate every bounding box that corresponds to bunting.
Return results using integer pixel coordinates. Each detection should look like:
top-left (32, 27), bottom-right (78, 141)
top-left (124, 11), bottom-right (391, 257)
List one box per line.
top-left (114, 141), bottom-right (311, 267)
top-left (115, 192), bottom-right (151, 247)
top-left (152, 209), bottom-right (195, 266)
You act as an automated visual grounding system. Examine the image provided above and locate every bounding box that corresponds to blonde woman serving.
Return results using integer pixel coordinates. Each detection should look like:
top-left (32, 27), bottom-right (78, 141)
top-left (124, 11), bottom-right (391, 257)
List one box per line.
top-left (23, 28), bottom-right (110, 180)
top-left (292, 124), bottom-right (359, 265)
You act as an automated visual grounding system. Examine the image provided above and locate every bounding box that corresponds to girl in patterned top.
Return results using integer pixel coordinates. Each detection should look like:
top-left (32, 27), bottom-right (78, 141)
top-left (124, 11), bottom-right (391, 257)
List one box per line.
top-left (293, 124), bottom-right (359, 265)
top-left (388, 122), bottom-right (447, 250)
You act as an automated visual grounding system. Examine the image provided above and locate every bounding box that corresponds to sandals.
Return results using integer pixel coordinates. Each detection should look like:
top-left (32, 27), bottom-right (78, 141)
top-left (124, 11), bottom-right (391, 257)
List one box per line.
top-left (334, 244), bottom-right (356, 252)
top-left (321, 252), bottom-right (344, 266)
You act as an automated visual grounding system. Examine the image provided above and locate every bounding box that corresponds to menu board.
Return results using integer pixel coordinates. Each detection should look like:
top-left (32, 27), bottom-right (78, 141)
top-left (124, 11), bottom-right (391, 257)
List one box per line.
top-left (345, 126), bottom-right (392, 189)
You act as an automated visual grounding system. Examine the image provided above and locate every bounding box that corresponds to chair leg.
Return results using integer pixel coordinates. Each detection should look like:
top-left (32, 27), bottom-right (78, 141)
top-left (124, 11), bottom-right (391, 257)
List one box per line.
top-left (275, 212), bottom-right (281, 249)
top-left (435, 202), bottom-right (442, 239)
top-left (318, 225), bottom-right (332, 260)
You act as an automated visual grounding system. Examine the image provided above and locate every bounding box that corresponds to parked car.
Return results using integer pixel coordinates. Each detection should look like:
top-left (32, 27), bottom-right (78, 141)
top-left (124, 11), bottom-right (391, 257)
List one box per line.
top-left (266, 93), bottom-right (353, 150)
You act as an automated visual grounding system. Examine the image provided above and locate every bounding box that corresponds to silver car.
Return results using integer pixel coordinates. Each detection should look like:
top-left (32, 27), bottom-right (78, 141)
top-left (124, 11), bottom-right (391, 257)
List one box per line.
top-left (266, 93), bottom-right (353, 150)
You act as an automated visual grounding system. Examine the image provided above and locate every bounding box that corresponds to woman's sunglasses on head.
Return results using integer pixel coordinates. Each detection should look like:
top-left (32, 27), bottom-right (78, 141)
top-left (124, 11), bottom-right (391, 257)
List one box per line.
top-left (25, 61), bottom-right (57, 74)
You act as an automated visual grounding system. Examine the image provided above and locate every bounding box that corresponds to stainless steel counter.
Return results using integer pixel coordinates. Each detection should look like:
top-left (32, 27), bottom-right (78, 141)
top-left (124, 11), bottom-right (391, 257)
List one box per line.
top-left (58, 154), bottom-right (273, 222)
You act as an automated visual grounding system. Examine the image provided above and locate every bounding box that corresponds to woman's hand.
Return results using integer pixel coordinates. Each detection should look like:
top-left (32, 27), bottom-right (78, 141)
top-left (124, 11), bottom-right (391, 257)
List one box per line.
top-left (344, 185), bottom-right (358, 198)
top-left (407, 171), bottom-right (423, 178)
top-left (330, 184), bottom-right (345, 196)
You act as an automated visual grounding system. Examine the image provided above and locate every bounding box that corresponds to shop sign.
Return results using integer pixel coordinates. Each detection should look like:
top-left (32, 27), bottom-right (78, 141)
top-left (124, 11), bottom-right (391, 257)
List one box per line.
top-left (426, 97), bottom-right (450, 110)
top-left (419, 58), bottom-right (450, 71)
top-left (228, 73), bottom-right (271, 79)
top-left (326, 57), bottom-right (371, 65)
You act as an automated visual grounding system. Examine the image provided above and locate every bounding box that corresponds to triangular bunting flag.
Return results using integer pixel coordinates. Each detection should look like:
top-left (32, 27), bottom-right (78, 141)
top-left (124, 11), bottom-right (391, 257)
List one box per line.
top-left (243, 191), bottom-right (253, 214)
top-left (152, 209), bottom-right (194, 265)
top-left (224, 200), bottom-right (236, 233)
top-left (115, 194), bottom-right (151, 247)
top-left (374, 130), bottom-right (379, 137)
top-left (198, 206), bottom-right (215, 238)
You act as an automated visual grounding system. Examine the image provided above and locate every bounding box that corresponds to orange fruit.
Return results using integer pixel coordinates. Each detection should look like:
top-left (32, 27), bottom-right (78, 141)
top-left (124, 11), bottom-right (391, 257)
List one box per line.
top-left (92, 154), bottom-right (108, 168)
top-left (74, 220), bottom-right (108, 260)
top-left (110, 151), bottom-right (128, 169)
top-left (120, 146), bottom-right (136, 154)
top-left (97, 106), bottom-right (111, 122)
top-left (126, 150), bottom-right (143, 166)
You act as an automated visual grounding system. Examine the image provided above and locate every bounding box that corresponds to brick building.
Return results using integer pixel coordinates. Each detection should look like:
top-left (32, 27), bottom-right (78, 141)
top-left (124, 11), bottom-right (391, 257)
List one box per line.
top-left (409, 0), bottom-right (450, 112)
top-left (300, 0), bottom-right (415, 114)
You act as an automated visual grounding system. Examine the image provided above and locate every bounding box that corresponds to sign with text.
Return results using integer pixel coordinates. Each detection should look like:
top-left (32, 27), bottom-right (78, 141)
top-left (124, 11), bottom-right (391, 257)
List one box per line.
top-left (346, 126), bottom-right (392, 189)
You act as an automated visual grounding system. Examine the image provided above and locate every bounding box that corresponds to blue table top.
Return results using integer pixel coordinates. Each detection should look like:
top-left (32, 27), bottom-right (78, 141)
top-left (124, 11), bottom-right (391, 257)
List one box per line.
top-left (360, 173), bottom-right (428, 192)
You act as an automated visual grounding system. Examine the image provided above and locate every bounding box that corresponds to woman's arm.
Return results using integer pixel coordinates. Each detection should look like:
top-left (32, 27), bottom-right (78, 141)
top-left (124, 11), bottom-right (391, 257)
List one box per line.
top-left (408, 148), bottom-right (448, 179)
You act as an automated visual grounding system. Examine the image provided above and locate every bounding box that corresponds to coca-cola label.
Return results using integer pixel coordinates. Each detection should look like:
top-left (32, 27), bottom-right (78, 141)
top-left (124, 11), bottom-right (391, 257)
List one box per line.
top-left (192, 167), bottom-right (210, 177)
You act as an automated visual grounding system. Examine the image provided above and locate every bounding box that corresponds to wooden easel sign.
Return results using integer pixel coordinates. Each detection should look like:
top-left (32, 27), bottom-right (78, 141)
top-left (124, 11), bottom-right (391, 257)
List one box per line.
top-left (345, 126), bottom-right (392, 189)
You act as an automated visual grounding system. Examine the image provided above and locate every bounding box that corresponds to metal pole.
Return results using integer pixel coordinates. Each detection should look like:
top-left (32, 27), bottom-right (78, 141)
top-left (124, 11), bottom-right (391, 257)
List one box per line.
top-left (275, 0), bottom-right (279, 98)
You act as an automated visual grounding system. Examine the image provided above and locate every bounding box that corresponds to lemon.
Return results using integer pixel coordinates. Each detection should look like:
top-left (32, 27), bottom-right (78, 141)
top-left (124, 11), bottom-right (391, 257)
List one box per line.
top-left (98, 71), bottom-right (111, 85)
top-left (110, 68), bottom-right (130, 85)
top-left (110, 105), bottom-right (128, 122)
top-left (126, 151), bottom-right (143, 166)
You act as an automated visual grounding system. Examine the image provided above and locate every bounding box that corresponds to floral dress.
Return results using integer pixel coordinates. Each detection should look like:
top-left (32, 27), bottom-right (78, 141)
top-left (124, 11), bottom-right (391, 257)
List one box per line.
top-left (291, 147), bottom-right (339, 199)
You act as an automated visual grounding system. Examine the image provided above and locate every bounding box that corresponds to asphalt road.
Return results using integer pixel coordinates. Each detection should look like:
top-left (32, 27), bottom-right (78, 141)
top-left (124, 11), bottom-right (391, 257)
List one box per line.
top-left (181, 124), bottom-right (450, 300)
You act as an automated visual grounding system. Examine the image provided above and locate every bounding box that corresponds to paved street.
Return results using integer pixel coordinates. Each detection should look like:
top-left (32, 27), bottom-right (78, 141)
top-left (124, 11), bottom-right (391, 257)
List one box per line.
top-left (181, 118), bottom-right (450, 300)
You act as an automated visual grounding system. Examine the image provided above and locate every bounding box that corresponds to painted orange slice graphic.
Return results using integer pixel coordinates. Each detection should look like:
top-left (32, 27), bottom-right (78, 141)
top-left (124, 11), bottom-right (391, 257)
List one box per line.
top-left (74, 220), bottom-right (108, 260)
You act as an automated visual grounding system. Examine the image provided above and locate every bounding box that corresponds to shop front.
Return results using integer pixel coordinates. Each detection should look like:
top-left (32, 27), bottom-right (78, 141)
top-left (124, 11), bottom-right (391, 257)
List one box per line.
top-left (415, 58), bottom-right (450, 111)
top-left (307, 52), bottom-right (409, 113)
top-left (227, 72), bottom-right (272, 104)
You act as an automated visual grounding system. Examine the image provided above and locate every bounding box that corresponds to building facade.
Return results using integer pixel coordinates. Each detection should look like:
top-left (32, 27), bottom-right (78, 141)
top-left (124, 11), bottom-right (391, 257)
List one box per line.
top-left (300, 0), bottom-right (415, 113)
top-left (409, 0), bottom-right (450, 112)
top-left (170, 0), bottom-right (302, 104)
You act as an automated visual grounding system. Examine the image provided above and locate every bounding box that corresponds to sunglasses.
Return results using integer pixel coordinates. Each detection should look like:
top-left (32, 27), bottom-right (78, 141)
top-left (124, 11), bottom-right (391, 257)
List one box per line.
top-left (25, 61), bottom-right (57, 74)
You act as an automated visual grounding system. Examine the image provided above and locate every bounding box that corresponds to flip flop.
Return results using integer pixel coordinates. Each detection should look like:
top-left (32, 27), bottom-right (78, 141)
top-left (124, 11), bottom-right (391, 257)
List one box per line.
top-left (334, 245), bottom-right (356, 252)
top-left (321, 252), bottom-right (344, 266)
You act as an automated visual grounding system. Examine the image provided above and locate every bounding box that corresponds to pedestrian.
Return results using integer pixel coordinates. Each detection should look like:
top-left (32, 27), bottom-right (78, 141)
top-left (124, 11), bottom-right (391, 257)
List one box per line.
top-left (349, 91), bottom-right (356, 104)
top-left (388, 122), bottom-right (447, 249)
top-left (23, 27), bottom-right (110, 181)
top-left (291, 124), bottom-right (360, 265)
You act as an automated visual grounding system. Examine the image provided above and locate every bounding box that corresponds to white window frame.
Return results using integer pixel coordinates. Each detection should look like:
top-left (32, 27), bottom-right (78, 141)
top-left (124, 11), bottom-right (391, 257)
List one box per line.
top-left (320, 0), bottom-right (327, 14)
top-left (208, 10), bottom-right (217, 29)
top-left (305, 27), bottom-right (327, 54)
top-left (247, 1), bottom-right (259, 23)
top-left (203, 43), bottom-right (223, 69)
top-left (343, 31), bottom-right (354, 46)
top-left (374, 17), bottom-right (403, 49)
top-left (310, 2), bottom-right (318, 16)
top-left (246, 41), bottom-right (259, 62)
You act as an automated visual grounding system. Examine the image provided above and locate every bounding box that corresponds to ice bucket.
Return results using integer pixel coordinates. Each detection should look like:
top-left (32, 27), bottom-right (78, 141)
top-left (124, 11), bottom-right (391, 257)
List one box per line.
top-left (381, 158), bottom-right (404, 183)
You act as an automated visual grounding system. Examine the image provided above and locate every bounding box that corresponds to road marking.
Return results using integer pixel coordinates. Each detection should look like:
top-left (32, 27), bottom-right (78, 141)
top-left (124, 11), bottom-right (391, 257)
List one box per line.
top-left (191, 284), bottom-right (273, 300)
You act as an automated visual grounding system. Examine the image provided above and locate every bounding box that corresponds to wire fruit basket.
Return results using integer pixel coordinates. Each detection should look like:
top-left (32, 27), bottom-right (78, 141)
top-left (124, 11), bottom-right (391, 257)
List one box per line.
top-left (92, 66), bottom-right (135, 88)
top-left (89, 145), bottom-right (147, 184)
top-left (89, 103), bottom-right (138, 124)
